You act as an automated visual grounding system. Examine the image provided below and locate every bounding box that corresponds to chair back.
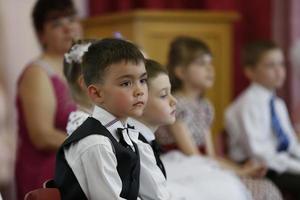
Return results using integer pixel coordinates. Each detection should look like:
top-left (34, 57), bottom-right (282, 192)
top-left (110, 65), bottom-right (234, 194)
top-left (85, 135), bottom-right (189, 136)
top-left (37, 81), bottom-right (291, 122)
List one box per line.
top-left (24, 188), bottom-right (61, 200)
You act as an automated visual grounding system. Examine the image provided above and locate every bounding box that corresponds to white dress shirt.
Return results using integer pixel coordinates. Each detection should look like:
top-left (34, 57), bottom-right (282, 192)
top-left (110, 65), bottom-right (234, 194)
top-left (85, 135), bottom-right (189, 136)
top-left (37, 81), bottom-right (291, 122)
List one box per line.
top-left (225, 83), bottom-right (300, 174)
top-left (65, 106), bottom-right (170, 200)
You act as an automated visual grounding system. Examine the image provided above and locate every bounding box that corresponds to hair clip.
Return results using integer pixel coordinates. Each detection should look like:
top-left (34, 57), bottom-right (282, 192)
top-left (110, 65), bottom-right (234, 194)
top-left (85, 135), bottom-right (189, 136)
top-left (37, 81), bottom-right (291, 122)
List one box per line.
top-left (113, 32), bottom-right (123, 39)
top-left (65, 43), bottom-right (91, 64)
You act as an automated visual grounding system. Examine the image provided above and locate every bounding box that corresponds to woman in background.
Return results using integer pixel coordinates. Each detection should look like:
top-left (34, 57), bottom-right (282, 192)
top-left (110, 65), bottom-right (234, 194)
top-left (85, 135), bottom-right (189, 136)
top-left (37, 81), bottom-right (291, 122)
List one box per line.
top-left (15, 0), bottom-right (82, 199)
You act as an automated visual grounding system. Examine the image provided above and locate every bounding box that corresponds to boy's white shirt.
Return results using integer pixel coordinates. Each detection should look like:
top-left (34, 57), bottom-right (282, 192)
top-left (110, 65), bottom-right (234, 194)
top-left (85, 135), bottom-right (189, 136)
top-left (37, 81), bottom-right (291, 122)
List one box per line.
top-left (64, 105), bottom-right (170, 200)
top-left (128, 118), bottom-right (171, 200)
top-left (225, 82), bottom-right (300, 174)
top-left (127, 118), bottom-right (156, 142)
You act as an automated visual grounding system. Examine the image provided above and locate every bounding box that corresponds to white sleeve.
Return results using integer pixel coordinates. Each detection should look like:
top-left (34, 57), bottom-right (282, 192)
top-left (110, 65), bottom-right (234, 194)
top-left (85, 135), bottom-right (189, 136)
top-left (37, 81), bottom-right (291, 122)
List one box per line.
top-left (279, 101), bottom-right (300, 159)
top-left (67, 136), bottom-right (126, 200)
top-left (138, 141), bottom-right (171, 200)
top-left (240, 104), bottom-right (289, 173)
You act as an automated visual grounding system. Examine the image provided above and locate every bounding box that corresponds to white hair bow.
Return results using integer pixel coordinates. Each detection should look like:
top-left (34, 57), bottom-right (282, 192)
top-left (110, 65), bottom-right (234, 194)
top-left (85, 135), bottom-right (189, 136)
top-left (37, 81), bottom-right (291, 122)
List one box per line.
top-left (64, 43), bottom-right (91, 64)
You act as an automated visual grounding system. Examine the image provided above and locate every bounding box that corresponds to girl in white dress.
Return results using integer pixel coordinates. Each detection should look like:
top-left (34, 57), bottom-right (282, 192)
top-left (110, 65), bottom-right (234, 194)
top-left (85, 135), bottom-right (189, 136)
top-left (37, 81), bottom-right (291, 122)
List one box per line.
top-left (130, 59), bottom-right (252, 200)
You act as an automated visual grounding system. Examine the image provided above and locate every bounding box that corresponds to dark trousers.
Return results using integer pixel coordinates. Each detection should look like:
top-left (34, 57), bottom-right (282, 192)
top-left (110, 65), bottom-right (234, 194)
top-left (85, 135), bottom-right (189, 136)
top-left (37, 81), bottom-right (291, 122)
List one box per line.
top-left (266, 169), bottom-right (300, 200)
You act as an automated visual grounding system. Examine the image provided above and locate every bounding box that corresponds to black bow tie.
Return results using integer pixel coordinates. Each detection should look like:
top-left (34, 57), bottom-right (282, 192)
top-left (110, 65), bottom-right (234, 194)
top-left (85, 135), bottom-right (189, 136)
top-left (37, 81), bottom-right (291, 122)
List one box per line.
top-left (116, 128), bottom-right (132, 150)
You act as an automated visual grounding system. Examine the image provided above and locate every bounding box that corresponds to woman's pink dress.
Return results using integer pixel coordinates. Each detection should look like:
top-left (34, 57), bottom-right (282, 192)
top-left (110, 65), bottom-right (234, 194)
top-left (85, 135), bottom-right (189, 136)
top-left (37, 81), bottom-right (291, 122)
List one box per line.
top-left (15, 60), bottom-right (76, 200)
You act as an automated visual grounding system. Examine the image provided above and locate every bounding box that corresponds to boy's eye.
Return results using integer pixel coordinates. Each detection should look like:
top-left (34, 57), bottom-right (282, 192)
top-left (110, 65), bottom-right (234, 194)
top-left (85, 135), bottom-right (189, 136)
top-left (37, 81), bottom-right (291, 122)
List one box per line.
top-left (120, 81), bottom-right (132, 87)
top-left (195, 61), bottom-right (205, 66)
top-left (264, 62), bottom-right (278, 69)
top-left (51, 20), bottom-right (62, 28)
top-left (140, 78), bottom-right (147, 84)
top-left (68, 16), bottom-right (77, 23)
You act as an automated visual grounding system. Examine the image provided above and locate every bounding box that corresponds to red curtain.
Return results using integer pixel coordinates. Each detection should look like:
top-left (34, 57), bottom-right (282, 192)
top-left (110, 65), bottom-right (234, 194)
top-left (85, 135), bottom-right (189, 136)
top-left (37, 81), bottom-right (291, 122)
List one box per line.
top-left (88, 0), bottom-right (272, 97)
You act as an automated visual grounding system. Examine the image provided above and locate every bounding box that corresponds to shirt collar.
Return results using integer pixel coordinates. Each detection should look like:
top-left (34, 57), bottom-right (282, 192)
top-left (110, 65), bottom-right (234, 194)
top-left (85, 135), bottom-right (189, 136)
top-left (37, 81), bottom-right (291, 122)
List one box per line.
top-left (128, 118), bottom-right (156, 142)
top-left (250, 82), bottom-right (276, 101)
top-left (92, 106), bottom-right (139, 145)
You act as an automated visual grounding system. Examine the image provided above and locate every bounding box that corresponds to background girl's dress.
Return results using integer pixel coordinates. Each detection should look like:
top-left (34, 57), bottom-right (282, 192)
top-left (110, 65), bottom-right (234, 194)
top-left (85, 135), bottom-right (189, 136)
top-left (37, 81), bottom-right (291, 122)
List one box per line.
top-left (130, 119), bottom-right (252, 200)
top-left (15, 60), bottom-right (76, 199)
top-left (163, 151), bottom-right (251, 200)
top-left (156, 95), bottom-right (282, 200)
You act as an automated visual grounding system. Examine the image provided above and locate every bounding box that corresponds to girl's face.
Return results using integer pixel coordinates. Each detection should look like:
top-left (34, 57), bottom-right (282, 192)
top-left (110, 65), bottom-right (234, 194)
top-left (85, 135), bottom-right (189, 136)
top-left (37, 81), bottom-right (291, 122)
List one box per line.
top-left (40, 15), bottom-right (82, 54)
top-left (142, 73), bottom-right (177, 127)
top-left (182, 54), bottom-right (215, 91)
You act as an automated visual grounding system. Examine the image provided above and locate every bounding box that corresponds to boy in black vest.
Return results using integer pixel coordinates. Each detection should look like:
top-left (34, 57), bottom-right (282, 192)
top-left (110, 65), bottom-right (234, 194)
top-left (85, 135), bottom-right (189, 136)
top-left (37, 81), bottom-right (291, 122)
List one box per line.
top-left (54, 38), bottom-right (169, 200)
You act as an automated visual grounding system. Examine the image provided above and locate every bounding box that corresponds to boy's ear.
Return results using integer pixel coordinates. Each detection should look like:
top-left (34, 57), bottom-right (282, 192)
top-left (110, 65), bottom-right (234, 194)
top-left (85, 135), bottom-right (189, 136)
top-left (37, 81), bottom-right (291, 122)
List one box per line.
top-left (87, 84), bottom-right (104, 104)
top-left (38, 32), bottom-right (46, 47)
top-left (244, 67), bottom-right (255, 80)
top-left (174, 66), bottom-right (184, 80)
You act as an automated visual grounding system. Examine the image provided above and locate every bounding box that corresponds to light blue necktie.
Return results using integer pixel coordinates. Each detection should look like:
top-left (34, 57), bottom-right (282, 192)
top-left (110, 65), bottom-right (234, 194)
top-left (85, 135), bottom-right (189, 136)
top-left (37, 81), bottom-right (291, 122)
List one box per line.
top-left (270, 96), bottom-right (290, 152)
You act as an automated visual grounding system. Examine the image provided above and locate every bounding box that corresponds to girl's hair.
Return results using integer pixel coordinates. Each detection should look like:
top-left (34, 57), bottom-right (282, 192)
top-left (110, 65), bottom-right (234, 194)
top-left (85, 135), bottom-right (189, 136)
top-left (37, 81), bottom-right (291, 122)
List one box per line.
top-left (167, 36), bottom-right (211, 91)
top-left (145, 59), bottom-right (168, 81)
top-left (32, 0), bottom-right (76, 34)
top-left (82, 38), bottom-right (145, 86)
top-left (63, 39), bottom-right (96, 107)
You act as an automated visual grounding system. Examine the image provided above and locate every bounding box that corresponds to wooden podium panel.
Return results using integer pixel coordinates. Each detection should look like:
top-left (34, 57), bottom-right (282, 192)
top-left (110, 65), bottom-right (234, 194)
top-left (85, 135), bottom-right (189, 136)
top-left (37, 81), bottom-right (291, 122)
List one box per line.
top-left (82, 10), bottom-right (239, 135)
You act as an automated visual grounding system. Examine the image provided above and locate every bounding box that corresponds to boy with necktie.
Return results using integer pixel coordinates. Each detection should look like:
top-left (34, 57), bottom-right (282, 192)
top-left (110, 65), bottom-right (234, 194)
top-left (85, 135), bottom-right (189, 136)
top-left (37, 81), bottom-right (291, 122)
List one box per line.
top-left (226, 40), bottom-right (300, 199)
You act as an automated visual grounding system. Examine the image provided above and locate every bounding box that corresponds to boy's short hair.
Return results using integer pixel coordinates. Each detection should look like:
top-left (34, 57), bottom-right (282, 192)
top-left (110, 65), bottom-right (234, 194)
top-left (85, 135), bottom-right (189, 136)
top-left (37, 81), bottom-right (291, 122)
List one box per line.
top-left (145, 59), bottom-right (167, 81)
top-left (82, 38), bottom-right (145, 86)
top-left (32, 0), bottom-right (76, 34)
top-left (243, 40), bottom-right (280, 68)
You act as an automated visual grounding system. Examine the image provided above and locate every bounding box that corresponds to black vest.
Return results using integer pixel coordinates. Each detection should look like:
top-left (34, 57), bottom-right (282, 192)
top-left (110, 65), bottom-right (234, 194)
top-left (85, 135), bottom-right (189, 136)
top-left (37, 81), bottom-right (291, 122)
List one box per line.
top-left (54, 117), bottom-right (140, 200)
top-left (138, 134), bottom-right (167, 178)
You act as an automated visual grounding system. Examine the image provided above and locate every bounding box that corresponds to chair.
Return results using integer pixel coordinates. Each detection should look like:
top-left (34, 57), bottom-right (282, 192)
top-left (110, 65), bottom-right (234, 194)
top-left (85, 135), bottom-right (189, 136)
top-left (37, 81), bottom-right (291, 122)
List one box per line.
top-left (24, 188), bottom-right (61, 200)
top-left (43, 179), bottom-right (56, 188)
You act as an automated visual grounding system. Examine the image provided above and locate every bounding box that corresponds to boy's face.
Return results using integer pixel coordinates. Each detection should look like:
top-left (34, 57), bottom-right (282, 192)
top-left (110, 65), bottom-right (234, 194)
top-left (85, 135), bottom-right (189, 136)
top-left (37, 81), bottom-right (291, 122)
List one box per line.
top-left (40, 15), bottom-right (82, 54)
top-left (246, 49), bottom-right (286, 90)
top-left (182, 54), bottom-right (215, 91)
top-left (94, 61), bottom-right (148, 120)
top-left (142, 73), bottom-right (177, 127)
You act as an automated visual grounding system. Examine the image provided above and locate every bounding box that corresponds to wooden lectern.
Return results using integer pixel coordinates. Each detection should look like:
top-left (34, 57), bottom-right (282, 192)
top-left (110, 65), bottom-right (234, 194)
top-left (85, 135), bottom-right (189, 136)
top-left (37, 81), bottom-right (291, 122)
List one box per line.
top-left (82, 10), bottom-right (239, 135)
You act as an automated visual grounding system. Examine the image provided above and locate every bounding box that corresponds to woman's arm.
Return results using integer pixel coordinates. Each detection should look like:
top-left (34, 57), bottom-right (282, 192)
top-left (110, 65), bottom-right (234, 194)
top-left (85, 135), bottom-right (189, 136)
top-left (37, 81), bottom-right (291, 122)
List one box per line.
top-left (19, 65), bottom-right (67, 151)
top-left (168, 120), bottom-right (200, 155)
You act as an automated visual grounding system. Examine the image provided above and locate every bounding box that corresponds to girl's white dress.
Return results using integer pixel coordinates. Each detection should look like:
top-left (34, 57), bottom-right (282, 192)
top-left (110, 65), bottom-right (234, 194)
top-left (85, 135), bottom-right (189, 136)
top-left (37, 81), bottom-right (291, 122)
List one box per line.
top-left (156, 96), bottom-right (282, 200)
top-left (129, 119), bottom-right (252, 200)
